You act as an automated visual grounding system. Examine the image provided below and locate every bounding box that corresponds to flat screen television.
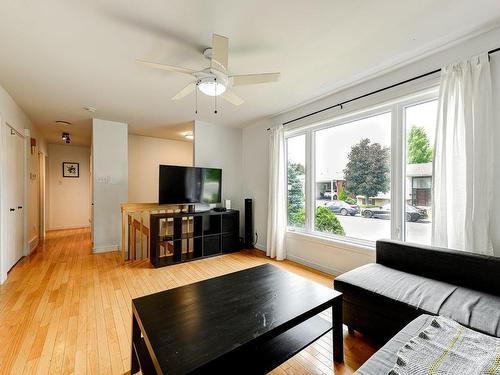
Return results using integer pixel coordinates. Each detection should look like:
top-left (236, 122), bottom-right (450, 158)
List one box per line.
top-left (158, 165), bottom-right (222, 205)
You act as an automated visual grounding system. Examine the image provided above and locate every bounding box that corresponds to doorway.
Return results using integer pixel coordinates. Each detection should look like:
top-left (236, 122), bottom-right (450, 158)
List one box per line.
top-left (38, 152), bottom-right (46, 240)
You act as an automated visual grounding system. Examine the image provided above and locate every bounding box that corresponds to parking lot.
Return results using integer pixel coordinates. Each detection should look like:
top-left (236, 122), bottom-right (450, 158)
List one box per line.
top-left (335, 214), bottom-right (432, 245)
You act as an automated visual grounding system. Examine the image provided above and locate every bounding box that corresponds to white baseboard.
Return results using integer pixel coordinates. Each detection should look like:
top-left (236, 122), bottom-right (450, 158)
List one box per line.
top-left (254, 242), bottom-right (266, 252)
top-left (285, 254), bottom-right (345, 277)
top-left (93, 244), bottom-right (120, 253)
top-left (29, 236), bottom-right (39, 253)
top-left (48, 224), bottom-right (90, 231)
top-left (253, 241), bottom-right (342, 276)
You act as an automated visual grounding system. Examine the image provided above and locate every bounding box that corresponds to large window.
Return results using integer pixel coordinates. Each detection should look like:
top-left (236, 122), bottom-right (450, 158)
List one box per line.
top-left (286, 88), bottom-right (438, 247)
top-left (315, 112), bottom-right (391, 242)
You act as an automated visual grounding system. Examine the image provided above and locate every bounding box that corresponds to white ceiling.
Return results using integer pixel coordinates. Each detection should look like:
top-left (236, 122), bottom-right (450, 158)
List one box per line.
top-left (0, 0), bottom-right (499, 146)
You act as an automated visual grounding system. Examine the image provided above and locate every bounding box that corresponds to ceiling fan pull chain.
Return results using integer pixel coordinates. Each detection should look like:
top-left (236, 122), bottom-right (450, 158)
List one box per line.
top-left (214, 77), bottom-right (218, 114)
top-left (195, 82), bottom-right (198, 114)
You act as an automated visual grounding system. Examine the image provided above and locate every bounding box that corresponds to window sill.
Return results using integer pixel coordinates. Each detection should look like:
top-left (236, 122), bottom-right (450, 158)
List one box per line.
top-left (286, 230), bottom-right (375, 256)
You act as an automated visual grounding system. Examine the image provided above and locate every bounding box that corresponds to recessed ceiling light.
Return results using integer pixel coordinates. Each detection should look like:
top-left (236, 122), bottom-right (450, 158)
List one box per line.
top-left (83, 106), bottom-right (97, 113)
top-left (62, 132), bottom-right (71, 144)
top-left (184, 131), bottom-right (194, 140)
top-left (55, 120), bottom-right (71, 125)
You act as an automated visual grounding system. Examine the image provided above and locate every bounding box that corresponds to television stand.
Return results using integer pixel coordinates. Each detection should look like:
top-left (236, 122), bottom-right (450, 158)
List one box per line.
top-left (149, 209), bottom-right (240, 267)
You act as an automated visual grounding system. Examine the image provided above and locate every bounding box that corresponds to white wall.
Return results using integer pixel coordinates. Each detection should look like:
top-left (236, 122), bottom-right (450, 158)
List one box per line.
top-left (47, 144), bottom-right (90, 230)
top-left (92, 119), bottom-right (128, 252)
top-left (241, 119), bottom-right (271, 250)
top-left (0, 84), bottom-right (47, 283)
top-left (242, 26), bottom-right (500, 275)
top-left (0, 86), bottom-right (47, 153)
top-left (128, 134), bottom-right (193, 203)
top-left (194, 120), bottom-right (243, 233)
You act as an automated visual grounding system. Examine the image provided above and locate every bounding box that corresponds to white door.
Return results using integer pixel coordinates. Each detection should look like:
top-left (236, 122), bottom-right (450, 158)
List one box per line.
top-left (4, 124), bottom-right (14, 272)
top-left (4, 125), bottom-right (24, 272)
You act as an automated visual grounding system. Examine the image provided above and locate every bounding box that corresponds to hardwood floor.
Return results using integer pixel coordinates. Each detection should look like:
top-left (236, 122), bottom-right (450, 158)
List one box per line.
top-left (0, 228), bottom-right (378, 374)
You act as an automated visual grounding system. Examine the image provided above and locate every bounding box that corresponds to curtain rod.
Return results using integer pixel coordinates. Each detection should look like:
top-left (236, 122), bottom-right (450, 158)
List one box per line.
top-left (266, 46), bottom-right (500, 130)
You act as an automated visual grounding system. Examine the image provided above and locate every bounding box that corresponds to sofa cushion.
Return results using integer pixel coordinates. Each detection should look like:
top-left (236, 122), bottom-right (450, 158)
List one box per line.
top-left (355, 314), bottom-right (434, 375)
top-left (376, 239), bottom-right (500, 296)
top-left (438, 286), bottom-right (500, 337)
top-left (335, 263), bottom-right (457, 314)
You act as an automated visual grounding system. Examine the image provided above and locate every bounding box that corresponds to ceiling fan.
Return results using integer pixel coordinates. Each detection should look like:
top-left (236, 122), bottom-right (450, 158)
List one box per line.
top-left (137, 34), bottom-right (280, 108)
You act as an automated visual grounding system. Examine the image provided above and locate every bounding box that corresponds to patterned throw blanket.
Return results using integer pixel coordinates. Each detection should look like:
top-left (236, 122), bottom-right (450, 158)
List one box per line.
top-left (389, 316), bottom-right (500, 375)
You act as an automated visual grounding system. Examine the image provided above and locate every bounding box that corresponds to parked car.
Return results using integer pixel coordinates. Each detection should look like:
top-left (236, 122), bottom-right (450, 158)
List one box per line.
top-left (362, 204), bottom-right (427, 222)
top-left (325, 200), bottom-right (359, 216)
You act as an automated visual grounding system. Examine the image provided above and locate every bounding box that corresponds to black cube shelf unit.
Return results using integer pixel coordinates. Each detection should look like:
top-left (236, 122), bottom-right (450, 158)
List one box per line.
top-left (149, 209), bottom-right (240, 267)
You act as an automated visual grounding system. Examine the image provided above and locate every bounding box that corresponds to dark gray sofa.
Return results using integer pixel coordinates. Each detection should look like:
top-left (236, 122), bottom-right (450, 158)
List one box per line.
top-left (334, 239), bottom-right (500, 344)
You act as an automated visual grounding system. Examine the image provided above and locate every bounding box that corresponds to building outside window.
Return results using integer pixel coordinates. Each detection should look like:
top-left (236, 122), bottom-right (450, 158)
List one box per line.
top-left (410, 175), bottom-right (432, 207)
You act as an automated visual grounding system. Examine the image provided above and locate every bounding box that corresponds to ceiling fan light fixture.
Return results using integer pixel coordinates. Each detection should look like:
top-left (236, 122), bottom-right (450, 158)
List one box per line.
top-left (138, 33), bottom-right (279, 108)
top-left (198, 80), bottom-right (226, 97)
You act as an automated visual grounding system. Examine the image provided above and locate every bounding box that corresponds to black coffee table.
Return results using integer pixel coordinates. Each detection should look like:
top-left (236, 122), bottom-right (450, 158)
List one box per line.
top-left (131, 264), bottom-right (343, 374)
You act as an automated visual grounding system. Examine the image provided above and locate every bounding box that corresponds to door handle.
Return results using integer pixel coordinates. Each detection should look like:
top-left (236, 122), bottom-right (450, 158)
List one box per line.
top-left (18, 206), bottom-right (23, 209)
top-left (9, 208), bottom-right (15, 212)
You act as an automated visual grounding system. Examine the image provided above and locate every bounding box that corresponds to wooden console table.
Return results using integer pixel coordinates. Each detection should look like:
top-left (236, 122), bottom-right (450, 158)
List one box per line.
top-left (149, 209), bottom-right (240, 267)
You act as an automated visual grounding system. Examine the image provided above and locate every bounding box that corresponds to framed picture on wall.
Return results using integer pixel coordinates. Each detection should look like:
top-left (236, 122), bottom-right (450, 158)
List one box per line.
top-left (63, 162), bottom-right (79, 178)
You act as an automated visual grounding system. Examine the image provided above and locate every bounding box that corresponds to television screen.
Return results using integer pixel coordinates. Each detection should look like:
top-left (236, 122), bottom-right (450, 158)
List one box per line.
top-left (158, 165), bottom-right (222, 205)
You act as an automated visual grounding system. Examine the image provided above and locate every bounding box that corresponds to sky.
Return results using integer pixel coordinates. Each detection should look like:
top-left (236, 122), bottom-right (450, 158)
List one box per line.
top-left (287, 99), bottom-right (438, 181)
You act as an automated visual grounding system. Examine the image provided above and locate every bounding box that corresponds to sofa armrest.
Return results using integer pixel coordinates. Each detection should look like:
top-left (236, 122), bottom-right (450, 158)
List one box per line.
top-left (376, 239), bottom-right (500, 296)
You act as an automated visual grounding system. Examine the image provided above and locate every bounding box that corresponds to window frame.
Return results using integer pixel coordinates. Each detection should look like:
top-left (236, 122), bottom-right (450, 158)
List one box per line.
top-left (285, 132), bottom-right (308, 231)
top-left (285, 86), bottom-right (439, 248)
top-left (401, 95), bottom-right (440, 243)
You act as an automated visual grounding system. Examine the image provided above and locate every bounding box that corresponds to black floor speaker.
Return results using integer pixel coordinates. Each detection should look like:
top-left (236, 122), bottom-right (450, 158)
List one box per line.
top-left (244, 198), bottom-right (253, 248)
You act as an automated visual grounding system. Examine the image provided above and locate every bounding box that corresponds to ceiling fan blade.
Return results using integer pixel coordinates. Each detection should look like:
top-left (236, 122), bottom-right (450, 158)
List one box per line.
top-left (211, 34), bottom-right (229, 73)
top-left (172, 82), bottom-right (196, 100)
top-left (221, 89), bottom-right (244, 106)
top-left (230, 72), bottom-right (280, 86)
top-left (137, 59), bottom-right (196, 76)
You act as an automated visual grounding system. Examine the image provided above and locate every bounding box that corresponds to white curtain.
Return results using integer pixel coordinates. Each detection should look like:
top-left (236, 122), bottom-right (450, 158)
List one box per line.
top-left (266, 125), bottom-right (287, 260)
top-left (432, 53), bottom-right (493, 255)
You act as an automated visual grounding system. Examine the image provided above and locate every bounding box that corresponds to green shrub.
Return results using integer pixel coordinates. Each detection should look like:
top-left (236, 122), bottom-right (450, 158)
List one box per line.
top-left (315, 207), bottom-right (345, 235)
top-left (338, 186), bottom-right (347, 201)
top-left (289, 206), bottom-right (345, 236)
top-left (288, 206), bottom-right (305, 227)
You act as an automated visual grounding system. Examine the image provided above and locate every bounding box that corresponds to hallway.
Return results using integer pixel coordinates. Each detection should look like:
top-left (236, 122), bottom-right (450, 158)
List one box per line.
top-left (0, 229), bottom-right (376, 374)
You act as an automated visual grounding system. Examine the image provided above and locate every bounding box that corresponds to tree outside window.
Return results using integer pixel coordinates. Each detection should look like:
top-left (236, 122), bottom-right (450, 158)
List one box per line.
top-left (343, 138), bottom-right (390, 205)
top-left (407, 126), bottom-right (433, 164)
